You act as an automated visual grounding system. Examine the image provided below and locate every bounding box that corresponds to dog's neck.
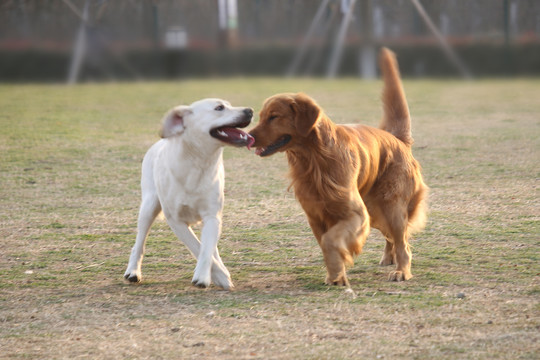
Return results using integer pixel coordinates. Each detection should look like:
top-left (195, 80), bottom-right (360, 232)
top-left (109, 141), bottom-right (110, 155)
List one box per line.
top-left (288, 115), bottom-right (337, 160)
top-left (166, 136), bottom-right (223, 168)
top-left (287, 116), bottom-right (336, 174)
top-left (285, 114), bottom-right (361, 211)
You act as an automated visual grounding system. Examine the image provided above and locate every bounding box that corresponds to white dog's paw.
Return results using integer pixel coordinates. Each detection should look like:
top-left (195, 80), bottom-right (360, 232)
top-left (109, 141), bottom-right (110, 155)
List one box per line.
top-left (192, 264), bottom-right (211, 288)
top-left (191, 274), bottom-right (211, 289)
top-left (211, 270), bottom-right (233, 291)
top-left (192, 260), bottom-right (233, 290)
top-left (124, 269), bottom-right (142, 283)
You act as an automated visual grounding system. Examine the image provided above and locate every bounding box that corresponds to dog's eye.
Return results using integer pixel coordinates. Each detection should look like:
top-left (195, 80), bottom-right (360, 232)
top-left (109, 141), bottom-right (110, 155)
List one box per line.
top-left (215, 105), bottom-right (225, 111)
top-left (268, 115), bottom-right (277, 122)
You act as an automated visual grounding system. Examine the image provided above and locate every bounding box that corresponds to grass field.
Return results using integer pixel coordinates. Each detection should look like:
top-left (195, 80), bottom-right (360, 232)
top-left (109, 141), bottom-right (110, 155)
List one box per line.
top-left (0, 78), bottom-right (538, 359)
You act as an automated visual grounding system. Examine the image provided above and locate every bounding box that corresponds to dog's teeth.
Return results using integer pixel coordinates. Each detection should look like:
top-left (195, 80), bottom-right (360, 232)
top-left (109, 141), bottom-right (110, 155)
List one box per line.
top-left (218, 130), bottom-right (228, 137)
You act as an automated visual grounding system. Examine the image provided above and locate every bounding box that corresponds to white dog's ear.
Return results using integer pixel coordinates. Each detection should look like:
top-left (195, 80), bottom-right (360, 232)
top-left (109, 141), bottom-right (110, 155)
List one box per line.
top-left (160, 106), bottom-right (191, 138)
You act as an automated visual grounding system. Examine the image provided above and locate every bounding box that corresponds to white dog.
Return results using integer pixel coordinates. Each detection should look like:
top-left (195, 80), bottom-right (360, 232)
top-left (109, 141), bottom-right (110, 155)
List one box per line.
top-left (124, 99), bottom-right (254, 290)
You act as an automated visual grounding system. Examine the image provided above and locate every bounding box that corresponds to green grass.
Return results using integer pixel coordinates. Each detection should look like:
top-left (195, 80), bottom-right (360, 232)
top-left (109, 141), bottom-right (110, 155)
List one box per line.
top-left (0, 78), bottom-right (539, 359)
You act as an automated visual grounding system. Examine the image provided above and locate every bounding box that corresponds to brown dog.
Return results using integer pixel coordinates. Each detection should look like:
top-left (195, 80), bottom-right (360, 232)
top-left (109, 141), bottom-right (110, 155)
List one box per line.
top-left (249, 48), bottom-right (428, 285)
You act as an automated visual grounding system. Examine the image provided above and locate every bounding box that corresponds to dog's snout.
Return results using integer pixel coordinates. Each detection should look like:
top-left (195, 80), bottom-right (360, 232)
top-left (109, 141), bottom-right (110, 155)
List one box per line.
top-left (243, 108), bottom-right (254, 118)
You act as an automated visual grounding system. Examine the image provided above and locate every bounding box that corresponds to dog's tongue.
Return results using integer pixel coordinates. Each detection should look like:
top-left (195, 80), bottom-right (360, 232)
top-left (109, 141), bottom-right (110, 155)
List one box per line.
top-left (247, 136), bottom-right (255, 150)
top-left (219, 127), bottom-right (255, 148)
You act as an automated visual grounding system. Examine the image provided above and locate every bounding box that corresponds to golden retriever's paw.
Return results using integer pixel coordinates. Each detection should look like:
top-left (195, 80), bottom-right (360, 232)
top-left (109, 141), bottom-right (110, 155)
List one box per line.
top-left (379, 254), bottom-right (395, 266)
top-left (325, 274), bottom-right (350, 287)
top-left (387, 270), bottom-right (412, 282)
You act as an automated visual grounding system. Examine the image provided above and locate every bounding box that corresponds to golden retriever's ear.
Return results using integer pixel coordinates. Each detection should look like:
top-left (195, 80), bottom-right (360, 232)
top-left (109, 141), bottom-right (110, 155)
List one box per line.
top-left (160, 106), bottom-right (191, 138)
top-left (291, 93), bottom-right (320, 137)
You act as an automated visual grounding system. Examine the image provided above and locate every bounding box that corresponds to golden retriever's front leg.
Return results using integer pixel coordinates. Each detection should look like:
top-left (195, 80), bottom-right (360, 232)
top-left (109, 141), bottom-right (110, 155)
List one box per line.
top-left (320, 207), bottom-right (370, 286)
top-left (320, 232), bottom-right (349, 286)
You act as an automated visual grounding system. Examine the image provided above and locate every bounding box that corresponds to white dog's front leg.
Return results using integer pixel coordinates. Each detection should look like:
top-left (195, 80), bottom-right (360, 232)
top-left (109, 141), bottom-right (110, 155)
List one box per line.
top-left (192, 216), bottom-right (221, 288)
top-left (167, 220), bottom-right (233, 290)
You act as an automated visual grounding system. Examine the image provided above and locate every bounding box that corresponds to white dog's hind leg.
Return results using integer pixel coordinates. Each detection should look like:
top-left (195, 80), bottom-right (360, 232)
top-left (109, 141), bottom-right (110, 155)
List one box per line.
top-left (167, 220), bottom-right (233, 290)
top-left (125, 142), bottom-right (163, 283)
top-left (124, 194), bottom-right (161, 283)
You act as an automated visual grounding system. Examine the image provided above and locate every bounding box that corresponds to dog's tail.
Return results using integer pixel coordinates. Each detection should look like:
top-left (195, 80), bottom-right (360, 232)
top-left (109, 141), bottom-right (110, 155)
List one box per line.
top-left (379, 47), bottom-right (414, 147)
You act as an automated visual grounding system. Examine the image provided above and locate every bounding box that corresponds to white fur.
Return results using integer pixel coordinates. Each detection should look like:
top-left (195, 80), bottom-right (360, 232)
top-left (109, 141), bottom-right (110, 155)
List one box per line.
top-left (124, 98), bottom-right (252, 290)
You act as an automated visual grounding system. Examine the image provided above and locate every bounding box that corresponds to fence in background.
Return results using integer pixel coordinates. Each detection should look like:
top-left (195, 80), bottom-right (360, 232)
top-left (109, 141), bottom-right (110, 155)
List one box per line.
top-left (1, 0), bottom-right (539, 81)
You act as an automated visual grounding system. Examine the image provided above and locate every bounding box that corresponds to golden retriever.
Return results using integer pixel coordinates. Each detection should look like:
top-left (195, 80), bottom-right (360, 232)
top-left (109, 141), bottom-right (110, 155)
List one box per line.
top-left (248, 48), bottom-right (428, 285)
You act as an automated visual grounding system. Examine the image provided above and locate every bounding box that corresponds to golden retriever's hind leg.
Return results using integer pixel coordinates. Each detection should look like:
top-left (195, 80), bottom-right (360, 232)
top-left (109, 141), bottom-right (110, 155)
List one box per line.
top-left (378, 204), bottom-right (413, 281)
top-left (388, 233), bottom-right (413, 281)
top-left (367, 204), bottom-right (396, 266)
top-left (379, 239), bottom-right (396, 266)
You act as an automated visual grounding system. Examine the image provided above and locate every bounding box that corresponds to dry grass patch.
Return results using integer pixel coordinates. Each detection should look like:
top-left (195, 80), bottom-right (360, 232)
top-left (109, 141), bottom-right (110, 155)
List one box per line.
top-left (0, 79), bottom-right (538, 359)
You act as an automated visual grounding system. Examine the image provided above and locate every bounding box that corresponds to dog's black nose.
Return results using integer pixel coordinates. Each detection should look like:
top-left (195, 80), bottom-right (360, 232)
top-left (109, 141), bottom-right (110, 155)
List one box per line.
top-left (243, 108), bottom-right (253, 118)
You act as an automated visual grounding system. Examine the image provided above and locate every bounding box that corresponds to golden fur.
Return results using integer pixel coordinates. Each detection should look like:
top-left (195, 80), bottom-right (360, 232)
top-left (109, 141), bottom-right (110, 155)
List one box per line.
top-left (249, 48), bottom-right (428, 285)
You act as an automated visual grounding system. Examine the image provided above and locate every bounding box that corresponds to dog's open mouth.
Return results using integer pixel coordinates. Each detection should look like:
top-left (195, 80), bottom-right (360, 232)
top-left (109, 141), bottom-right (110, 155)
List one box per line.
top-left (210, 118), bottom-right (255, 148)
top-left (254, 135), bottom-right (292, 157)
